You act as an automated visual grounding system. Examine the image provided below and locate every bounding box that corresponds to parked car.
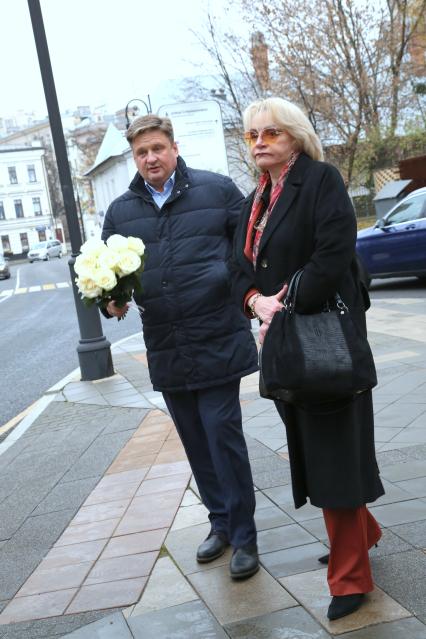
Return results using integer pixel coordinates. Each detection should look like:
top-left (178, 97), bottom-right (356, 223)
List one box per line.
top-left (28, 240), bottom-right (62, 263)
top-left (356, 187), bottom-right (426, 287)
top-left (0, 256), bottom-right (10, 279)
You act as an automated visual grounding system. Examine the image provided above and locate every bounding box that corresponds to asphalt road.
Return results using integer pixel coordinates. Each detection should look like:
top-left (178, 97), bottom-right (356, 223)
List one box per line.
top-left (1, 257), bottom-right (425, 428)
top-left (0, 256), bottom-right (143, 428)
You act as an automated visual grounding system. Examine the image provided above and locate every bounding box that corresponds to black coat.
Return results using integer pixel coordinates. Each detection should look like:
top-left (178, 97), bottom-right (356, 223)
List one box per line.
top-left (232, 153), bottom-right (384, 509)
top-left (102, 156), bottom-right (258, 393)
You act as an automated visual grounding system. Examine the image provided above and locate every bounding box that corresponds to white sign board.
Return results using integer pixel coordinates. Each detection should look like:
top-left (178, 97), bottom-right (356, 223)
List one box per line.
top-left (158, 100), bottom-right (229, 176)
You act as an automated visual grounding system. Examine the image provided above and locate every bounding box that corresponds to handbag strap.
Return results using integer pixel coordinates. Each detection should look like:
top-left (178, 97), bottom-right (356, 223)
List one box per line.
top-left (283, 269), bottom-right (348, 314)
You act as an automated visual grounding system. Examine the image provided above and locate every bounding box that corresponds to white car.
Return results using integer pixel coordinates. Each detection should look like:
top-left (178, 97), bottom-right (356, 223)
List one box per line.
top-left (28, 240), bottom-right (63, 263)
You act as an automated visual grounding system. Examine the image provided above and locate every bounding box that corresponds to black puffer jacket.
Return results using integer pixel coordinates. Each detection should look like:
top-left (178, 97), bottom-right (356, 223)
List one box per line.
top-left (102, 156), bottom-right (258, 392)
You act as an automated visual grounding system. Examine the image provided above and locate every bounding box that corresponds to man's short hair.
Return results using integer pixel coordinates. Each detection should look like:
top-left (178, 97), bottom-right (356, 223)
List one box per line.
top-left (126, 115), bottom-right (174, 145)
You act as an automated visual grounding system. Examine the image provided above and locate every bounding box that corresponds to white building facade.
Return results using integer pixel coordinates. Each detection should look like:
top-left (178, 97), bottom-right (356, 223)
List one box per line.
top-left (0, 144), bottom-right (65, 258)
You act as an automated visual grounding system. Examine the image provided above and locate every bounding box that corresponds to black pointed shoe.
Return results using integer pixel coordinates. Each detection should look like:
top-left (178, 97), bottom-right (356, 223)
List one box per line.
top-left (196, 532), bottom-right (229, 563)
top-left (230, 544), bottom-right (259, 580)
top-left (327, 594), bottom-right (365, 620)
top-left (319, 543), bottom-right (378, 566)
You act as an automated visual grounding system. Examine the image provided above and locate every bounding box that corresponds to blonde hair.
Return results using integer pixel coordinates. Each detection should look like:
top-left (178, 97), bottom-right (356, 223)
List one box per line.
top-left (243, 97), bottom-right (324, 161)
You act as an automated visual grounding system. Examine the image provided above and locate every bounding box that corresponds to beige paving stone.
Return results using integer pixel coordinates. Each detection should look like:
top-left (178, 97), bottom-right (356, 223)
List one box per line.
top-left (41, 539), bottom-right (107, 568)
top-left (107, 453), bottom-right (157, 474)
top-left (136, 473), bottom-right (190, 497)
top-left (85, 551), bottom-right (157, 585)
top-left (66, 577), bottom-right (147, 614)
top-left (102, 528), bottom-right (168, 559)
top-left (99, 468), bottom-right (149, 486)
top-left (146, 460), bottom-right (191, 479)
top-left (0, 588), bottom-right (77, 624)
top-left (55, 518), bottom-right (120, 547)
top-left (280, 568), bottom-right (412, 635)
top-left (165, 522), bottom-right (232, 575)
top-left (83, 482), bottom-right (140, 506)
top-left (188, 564), bottom-right (296, 625)
top-left (131, 556), bottom-right (198, 616)
top-left (170, 503), bottom-right (210, 531)
top-left (17, 561), bottom-right (93, 596)
top-left (70, 499), bottom-right (131, 526)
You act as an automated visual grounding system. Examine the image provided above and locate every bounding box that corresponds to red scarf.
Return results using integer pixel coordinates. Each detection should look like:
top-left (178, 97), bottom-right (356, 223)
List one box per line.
top-left (244, 152), bottom-right (300, 267)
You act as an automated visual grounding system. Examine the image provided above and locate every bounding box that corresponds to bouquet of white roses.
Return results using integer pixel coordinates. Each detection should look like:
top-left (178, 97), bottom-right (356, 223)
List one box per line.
top-left (74, 234), bottom-right (145, 316)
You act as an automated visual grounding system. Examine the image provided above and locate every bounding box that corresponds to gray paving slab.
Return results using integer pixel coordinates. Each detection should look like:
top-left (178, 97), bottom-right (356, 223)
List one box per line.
top-left (0, 610), bottom-right (114, 639)
top-left (33, 476), bottom-right (101, 516)
top-left (225, 605), bottom-right (332, 638)
top-left (371, 499), bottom-right (426, 526)
top-left (372, 549), bottom-right (426, 621)
top-left (260, 541), bottom-right (328, 578)
top-left (258, 524), bottom-right (316, 554)
top-left (64, 611), bottom-right (132, 638)
top-left (390, 520), bottom-right (426, 548)
top-left (370, 527), bottom-right (413, 557)
top-left (334, 616), bottom-right (426, 638)
top-left (250, 455), bottom-right (292, 489)
top-left (395, 476), bottom-right (426, 498)
top-left (255, 504), bottom-right (293, 531)
top-left (61, 430), bottom-right (137, 482)
top-left (128, 599), bottom-right (228, 638)
top-left (380, 460), bottom-right (426, 483)
top-left (245, 436), bottom-right (277, 460)
top-left (101, 409), bottom-right (147, 434)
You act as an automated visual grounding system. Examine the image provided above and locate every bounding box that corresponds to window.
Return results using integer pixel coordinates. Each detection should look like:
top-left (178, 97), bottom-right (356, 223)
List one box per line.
top-left (386, 195), bottom-right (426, 225)
top-left (0, 201), bottom-right (4, 220)
top-left (32, 197), bottom-right (42, 216)
top-left (38, 230), bottom-right (46, 241)
top-left (14, 199), bottom-right (24, 218)
top-left (20, 233), bottom-right (29, 252)
top-left (27, 165), bottom-right (37, 182)
top-left (1, 235), bottom-right (11, 253)
top-left (8, 167), bottom-right (17, 184)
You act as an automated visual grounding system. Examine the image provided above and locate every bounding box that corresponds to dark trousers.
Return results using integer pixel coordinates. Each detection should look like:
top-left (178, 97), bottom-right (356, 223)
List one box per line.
top-left (162, 380), bottom-right (257, 548)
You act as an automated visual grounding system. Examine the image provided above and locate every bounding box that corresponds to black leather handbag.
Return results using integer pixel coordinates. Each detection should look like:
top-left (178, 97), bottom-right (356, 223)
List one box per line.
top-left (259, 269), bottom-right (377, 407)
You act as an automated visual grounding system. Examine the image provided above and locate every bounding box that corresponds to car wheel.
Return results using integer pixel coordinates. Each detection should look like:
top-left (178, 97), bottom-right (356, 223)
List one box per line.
top-left (58, 252), bottom-right (62, 259)
top-left (44, 254), bottom-right (50, 261)
top-left (357, 258), bottom-right (371, 289)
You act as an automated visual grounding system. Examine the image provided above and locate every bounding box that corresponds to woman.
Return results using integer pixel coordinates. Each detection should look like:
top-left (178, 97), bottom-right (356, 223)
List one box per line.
top-left (232, 97), bottom-right (384, 621)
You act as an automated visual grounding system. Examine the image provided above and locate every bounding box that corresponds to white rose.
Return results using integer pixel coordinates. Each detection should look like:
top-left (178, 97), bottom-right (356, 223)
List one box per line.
top-left (80, 239), bottom-right (107, 258)
top-left (76, 275), bottom-right (102, 299)
top-left (92, 267), bottom-right (117, 292)
top-left (98, 249), bottom-right (121, 271)
top-left (127, 236), bottom-right (145, 256)
top-left (116, 250), bottom-right (141, 276)
top-left (106, 234), bottom-right (129, 252)
top-left (74, 253), bottom-right (98, 276)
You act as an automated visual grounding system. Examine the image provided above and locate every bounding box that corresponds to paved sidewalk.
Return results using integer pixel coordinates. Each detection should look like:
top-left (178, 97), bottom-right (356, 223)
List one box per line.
top-left (0, 298), bottom-right (425, 638)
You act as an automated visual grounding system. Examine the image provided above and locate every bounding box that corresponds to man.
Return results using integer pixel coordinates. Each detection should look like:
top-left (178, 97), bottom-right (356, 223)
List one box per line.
top-left (102, 115), bottom-right (259, 579)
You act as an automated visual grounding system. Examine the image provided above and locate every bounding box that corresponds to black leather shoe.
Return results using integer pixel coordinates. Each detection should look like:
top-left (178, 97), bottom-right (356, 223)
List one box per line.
top-left (230, 544), bottom-right (259, 580)
top-left (327, 594), bottom-right (365, 620)
top-left (196, 532), bottom-right (229, 563)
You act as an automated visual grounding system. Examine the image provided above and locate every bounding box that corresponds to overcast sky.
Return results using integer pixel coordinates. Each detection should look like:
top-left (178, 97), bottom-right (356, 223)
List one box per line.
top-left (1, 0), bottom-right (232, 119)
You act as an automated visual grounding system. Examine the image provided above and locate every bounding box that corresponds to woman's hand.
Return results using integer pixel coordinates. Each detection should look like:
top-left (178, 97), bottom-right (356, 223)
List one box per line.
top-left (252, 285), bottom-right (288, 325)
top-left (254, 285), bottom-right (288, 345)
top-left (106, 300), bottom-right (129, 319)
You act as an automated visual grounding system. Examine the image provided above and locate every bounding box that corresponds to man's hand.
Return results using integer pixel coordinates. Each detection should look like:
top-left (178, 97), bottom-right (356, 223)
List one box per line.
top-left (106, 300), bottom-right (129, 319)
top-left (252, 284), bottom-right (288, 325)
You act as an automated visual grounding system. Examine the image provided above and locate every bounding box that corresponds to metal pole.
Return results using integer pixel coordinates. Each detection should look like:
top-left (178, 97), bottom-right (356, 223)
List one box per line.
top-left (27, 0), bottom-right (113, 381)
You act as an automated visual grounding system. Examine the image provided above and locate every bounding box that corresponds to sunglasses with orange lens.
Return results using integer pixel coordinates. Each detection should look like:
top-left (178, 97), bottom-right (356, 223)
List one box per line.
top-left (243, 127), bottom-right (284, 146)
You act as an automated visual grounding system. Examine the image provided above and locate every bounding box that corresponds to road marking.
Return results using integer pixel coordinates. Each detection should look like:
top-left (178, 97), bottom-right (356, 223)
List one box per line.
top-left (15, 287), bottom-right (27, 294)
top-left (0, 289), bottom-right (13, 297)
top-left (56, 282), bottom-right (70, 288)
top-left (42, 284), bottom-right (55, 290)
top-left (29, 286), bottom-right (41, 292)
top-left (14, 267), bottom-right (20, 292)
top-left (0, 282), bottom-right (71, 300)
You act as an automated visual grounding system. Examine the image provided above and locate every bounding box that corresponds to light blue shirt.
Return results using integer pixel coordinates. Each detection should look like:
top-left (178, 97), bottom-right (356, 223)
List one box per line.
top-left (144, 172), bottom-right (175, 209)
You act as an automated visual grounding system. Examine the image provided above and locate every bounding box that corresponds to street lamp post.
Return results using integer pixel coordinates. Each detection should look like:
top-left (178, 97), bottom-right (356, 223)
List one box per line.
top-left (124, 97), bottom-right (152, 129)
top-left (27, 0), bottom-right (113, 381)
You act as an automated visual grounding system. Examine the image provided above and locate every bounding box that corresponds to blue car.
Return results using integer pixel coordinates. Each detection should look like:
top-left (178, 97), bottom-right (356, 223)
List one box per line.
top-left (356, 187), bottom-right (426, 287)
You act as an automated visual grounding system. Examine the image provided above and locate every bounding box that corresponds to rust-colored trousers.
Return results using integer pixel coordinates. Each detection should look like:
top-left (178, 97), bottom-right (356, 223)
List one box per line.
top-left (322, 505), bottom-right (382, 596)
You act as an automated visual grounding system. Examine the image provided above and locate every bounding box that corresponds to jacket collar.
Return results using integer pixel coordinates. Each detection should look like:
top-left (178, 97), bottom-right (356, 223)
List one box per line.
top-left (129, 155), bottom-right (190, 202)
